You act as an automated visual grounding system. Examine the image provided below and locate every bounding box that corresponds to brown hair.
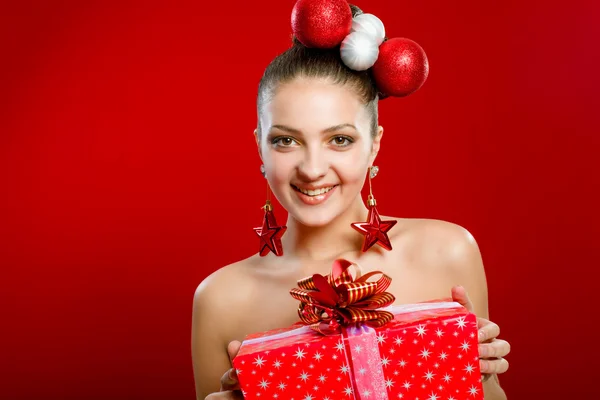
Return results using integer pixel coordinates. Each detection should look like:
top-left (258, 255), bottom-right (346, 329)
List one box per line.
top-left (256, 4), bottom-right (381, 138)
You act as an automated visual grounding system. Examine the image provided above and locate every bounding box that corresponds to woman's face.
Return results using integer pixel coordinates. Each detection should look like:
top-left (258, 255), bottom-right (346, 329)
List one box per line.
top-left (257, 77), bottom-right (382, 227)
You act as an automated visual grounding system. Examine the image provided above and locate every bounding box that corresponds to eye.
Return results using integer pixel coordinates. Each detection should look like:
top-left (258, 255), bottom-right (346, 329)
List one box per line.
top-left (330, 135), bottom-right (354, 147)
top-left (271, 136), bottom-right (298, 147)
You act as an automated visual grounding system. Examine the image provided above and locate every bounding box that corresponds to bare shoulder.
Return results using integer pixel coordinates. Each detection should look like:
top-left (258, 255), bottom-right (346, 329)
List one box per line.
top-left (391, 217), bottom-right (480, 263)
top-left (388, 217), bottom-right (489, 315)
top-left (193, 255), bottom-right (262, 332)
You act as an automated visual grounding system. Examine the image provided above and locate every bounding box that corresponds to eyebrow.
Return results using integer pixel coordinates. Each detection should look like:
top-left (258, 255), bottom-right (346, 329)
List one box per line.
top-left (270, 123), bottom-right (357, 134)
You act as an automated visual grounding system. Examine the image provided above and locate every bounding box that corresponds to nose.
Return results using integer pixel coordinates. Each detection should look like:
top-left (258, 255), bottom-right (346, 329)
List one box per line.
top-left (297, 145), bottom-right (328, 181)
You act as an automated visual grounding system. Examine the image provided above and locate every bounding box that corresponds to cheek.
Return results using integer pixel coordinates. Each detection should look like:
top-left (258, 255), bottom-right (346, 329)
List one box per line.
top-left (333, 147), bottom-right (371, 184)
top-left (263, 149), bottom-right (296, 183)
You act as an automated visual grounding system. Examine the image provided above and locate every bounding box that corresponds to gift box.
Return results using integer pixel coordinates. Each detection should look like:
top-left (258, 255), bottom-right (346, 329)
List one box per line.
top-left (232, 260), bottom-right (483, 400)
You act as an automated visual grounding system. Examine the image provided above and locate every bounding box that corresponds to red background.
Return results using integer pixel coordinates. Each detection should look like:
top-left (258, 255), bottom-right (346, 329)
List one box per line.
top-left (1, 0), bottom-right (598, 399)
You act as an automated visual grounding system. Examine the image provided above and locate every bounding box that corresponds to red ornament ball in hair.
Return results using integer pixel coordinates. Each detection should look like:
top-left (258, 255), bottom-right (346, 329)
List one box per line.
top-left (372, 38), bottom-right (429, 97)
top-left (291, 0), bottom-right (352, 48)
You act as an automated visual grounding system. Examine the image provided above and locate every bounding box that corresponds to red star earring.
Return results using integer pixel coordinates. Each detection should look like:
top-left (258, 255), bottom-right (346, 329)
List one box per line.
top-left (351, 166), bottom-right (397, 252)
top-left (254, 164), bottom-right (287, 256)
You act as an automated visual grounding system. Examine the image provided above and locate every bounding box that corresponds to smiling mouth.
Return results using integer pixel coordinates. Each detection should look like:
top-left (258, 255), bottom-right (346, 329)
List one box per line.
top-left (291, 184), bottom-right (338, 197)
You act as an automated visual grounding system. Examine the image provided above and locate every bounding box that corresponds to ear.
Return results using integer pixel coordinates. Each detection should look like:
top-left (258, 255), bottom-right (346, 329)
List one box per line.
top-left (254, 128), bottom-right (263, 162)
top-left (369, 125), bottom-right (384, 166)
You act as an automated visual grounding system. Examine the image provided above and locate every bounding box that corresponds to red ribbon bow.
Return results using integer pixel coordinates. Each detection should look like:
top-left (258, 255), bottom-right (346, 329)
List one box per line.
top-left (289, 259), bottom-right (396, 335)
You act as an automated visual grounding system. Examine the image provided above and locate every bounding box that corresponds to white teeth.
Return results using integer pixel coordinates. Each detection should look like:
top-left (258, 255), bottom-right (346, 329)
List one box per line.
top-left (296, 186), bottom-right (335, 196)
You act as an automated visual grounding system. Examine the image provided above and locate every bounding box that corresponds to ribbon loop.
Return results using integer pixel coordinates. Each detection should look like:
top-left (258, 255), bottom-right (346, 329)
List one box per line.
top-left (289, 258), bottom-right (396, 335)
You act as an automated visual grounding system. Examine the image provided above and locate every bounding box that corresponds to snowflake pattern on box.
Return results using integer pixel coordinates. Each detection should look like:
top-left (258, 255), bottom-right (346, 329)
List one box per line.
top-left (233, 302), bottom-right (483, 400)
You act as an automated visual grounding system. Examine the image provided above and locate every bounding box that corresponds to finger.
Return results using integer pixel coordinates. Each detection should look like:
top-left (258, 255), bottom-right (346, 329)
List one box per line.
top-left (205, 390), bottom-right (244, 400)
top-left (228, 340), bottom-right (242, 362)
top-left (478, 339), bottom-right (511, 359)
top-left (451, 285), bottom-right (475, 313)
top-left (478, 321), bottom-right (500, 342)
top-left (220, 368), bottom-right (240, 391)
top-left (476, 317), bottom-right (491, 330)
top-left (480, 358), bottom-right (509, 375)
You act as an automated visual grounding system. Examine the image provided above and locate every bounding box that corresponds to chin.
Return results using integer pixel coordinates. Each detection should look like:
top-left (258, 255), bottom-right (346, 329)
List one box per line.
top-left (288, 209), bottom-right (340, 227)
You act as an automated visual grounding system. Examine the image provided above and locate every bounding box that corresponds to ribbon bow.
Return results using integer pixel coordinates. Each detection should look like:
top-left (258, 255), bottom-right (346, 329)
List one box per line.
top-left (289, 259), bottom-right (396, 335)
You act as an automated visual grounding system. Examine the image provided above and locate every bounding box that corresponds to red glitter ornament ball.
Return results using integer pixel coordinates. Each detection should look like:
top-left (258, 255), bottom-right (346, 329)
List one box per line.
top-left (372, 38), bottom-right (429, 97)
top-left (291, 0), bottom-right (352, 48)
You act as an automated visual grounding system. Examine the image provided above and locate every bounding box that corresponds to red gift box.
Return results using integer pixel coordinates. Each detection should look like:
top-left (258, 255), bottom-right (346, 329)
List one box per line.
top-left (233, 260), bottom-right (483, 400)
top-left (233, 300), bottom-right (483, 400)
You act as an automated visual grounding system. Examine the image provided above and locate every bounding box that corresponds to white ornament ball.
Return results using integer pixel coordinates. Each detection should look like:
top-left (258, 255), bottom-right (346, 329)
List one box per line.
top-left (340, 31), bottom-right (380, 71)
top-left (351, 13), bottom-right (385, 45)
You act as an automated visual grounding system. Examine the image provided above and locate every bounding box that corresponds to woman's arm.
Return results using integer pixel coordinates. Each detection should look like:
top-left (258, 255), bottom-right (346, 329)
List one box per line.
top-left (191, 275), bottom-right (236, 400)
top-left (447, 226), bottom-right (509, 400)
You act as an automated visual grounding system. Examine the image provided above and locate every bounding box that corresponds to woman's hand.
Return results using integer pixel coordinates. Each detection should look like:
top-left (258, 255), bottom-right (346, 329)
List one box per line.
top-left (451, 286), bottom-right (510, 381)
top-left (204, 341), bottom-right (244, 399)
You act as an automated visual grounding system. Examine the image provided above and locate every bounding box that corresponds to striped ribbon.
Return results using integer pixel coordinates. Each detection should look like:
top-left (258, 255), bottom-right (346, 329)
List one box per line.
top-left (289, 259), bottom-right (396, 335)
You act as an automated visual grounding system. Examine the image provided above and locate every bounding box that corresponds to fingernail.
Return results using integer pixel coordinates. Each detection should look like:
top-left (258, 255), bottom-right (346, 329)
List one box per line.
top-left (478, 329), bottom-right (484, 341)
top-left (479, 359), bottom-right (487, 372)
top-left (228, 369), bottom-right (237, 380)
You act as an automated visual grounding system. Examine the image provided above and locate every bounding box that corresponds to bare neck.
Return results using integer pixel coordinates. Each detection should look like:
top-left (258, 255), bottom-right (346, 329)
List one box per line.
top-left (280, 195), bottom-right (369, 262)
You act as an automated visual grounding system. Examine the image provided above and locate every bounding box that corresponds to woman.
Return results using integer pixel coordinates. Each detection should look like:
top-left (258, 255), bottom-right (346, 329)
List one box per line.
top-left (192, 3), bottom-right (510, 399)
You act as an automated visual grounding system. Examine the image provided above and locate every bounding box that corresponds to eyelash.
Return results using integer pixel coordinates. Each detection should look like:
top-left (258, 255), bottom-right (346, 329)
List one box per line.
top-left (271, 135), bottom-right (354, 148)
